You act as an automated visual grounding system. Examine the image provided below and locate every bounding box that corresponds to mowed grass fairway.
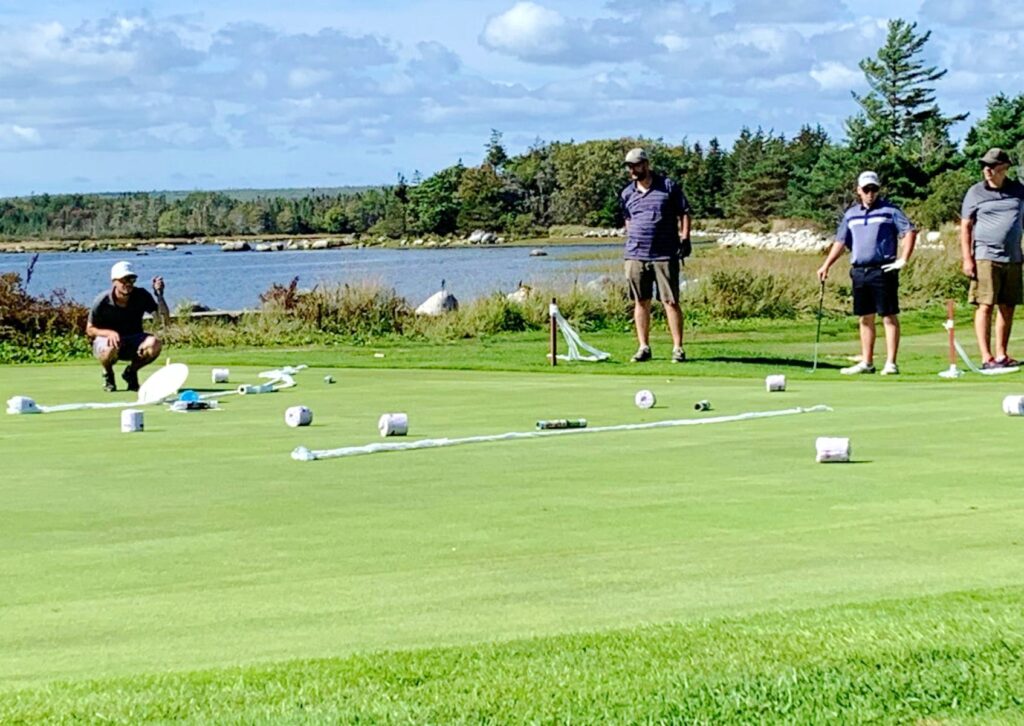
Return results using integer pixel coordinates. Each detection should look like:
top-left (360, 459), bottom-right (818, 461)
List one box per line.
top-left (3, 323), bottom-right (1024, 722)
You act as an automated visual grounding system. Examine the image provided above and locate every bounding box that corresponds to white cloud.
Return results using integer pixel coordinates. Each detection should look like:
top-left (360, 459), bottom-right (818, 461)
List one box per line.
top-left (656, 33), bottom-right (685, 52)
top-left (810, 62), bottom-right (862, 91)
top-left (0, 124), bottom-right (43, 148)
top-left (287, 68), bottom-right (333, 90)
top-left (920, 0), bottom-right (1024, 30)
top-left (481, 2), bottom-right (569, 58)
top-left (733, 0), bottom-right (850, 24)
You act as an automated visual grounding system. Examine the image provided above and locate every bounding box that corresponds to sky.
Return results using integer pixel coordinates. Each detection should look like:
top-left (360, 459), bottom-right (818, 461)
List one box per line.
top-left (0, 0), bottom-right (1021, 197)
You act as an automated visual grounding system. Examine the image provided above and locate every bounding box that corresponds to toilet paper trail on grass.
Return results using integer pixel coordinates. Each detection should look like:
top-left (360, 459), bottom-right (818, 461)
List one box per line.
top-left (294, 405), bottom-right (833, 461)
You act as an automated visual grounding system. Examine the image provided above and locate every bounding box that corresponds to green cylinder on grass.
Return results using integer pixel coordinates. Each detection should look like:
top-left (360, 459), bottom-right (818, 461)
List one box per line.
top-left (536, 419), bottom-right (587, 430)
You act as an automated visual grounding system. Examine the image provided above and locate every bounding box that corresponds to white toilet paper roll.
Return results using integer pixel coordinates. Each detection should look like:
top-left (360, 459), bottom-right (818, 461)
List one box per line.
top-left (634, 389), bottom-right (656, 409)
top-left (765, 374), bottom-right (786, 392)
top-left (121, 408), bottom-right (144, 433)
top-left (211, 368), bottom-right (230, 384)
top-left (1002, 395), bottom-right (1024, 416)
top-left (6, 395), bottom-right (40, 414)
top-left (378, 412), bottom-right (408, 437)
top-left (815, 436), bottom-right (850, 463)
top-left (285, 405), bottom-right (313, 427)
top-left (238, 382), bottom-right (275, 395)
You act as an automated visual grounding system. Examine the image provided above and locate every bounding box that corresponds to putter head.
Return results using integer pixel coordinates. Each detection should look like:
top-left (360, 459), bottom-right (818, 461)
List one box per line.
top-left (938, 365), bottom-right (964, 379)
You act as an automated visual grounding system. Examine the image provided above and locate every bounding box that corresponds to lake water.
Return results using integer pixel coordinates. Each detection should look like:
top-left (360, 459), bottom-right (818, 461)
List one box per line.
top-left (0, 243), bottom-right (619, 311)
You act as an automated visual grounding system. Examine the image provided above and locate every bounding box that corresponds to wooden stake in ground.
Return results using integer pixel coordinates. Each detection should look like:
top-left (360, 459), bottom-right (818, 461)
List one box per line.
top-left (549, 298), bottom-right (557, 366)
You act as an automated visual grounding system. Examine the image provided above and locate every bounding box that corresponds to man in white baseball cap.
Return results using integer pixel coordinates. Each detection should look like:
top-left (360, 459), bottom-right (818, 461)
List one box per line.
top-left (817, 170), bottom-right (917, 375)
top-left (85, 260), bottom-right (169, 392)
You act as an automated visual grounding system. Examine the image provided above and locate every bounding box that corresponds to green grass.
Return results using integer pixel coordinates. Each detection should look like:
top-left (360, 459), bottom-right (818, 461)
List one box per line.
top-left (2, 319), bottom-right (1024, 722)
top-left (3, 588), bottom-right (1024, 723)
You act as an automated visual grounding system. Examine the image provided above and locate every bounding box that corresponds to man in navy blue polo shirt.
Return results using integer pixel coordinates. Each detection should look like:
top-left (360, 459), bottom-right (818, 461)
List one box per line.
top-left (817, 171), bottom-right (917, 375)
top-left (620, 147), bottom-right (692, 363)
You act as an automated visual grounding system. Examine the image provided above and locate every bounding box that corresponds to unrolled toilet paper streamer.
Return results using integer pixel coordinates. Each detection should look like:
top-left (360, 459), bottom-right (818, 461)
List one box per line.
top-left (285, 405), bottom-right (313, 427)
top-left (378, 412), bottom-right (409, 437)
top-left (1003, 395), bottom-right (1024, 416)
top-left (121, 408), bottom-right (144, 433)
top-left (815, 436), bottom-right (850, 463)
top-left (211, 368), bottom-right (230, 384)
top-left (294, 405), bottom-right (834, 461)
top-left (766, 374), bottom-right (786, 392)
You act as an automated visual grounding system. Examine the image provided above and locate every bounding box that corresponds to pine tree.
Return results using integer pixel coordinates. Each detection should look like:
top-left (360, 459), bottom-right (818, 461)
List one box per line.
top-left (847, 19), bottom-right (965, 201)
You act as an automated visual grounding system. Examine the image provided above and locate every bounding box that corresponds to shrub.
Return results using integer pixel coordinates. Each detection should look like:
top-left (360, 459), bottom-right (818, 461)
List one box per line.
top-left (295, 282), bottom-right (411, 341)
top-left (0, 272), bottom-right (89, 362)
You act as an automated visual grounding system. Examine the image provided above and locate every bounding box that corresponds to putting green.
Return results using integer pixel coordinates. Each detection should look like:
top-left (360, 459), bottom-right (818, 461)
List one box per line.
top-left (2, 362), bottom-right (1023, 689)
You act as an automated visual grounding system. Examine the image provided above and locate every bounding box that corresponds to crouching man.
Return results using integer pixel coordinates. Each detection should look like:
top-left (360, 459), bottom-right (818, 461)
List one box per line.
top-left (86, 261), bottom-right (169, 392)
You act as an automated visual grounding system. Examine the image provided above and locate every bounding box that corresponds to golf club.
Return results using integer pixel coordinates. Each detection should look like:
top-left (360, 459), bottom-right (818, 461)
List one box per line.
top-left (812, 279), bottom-right (825, 372)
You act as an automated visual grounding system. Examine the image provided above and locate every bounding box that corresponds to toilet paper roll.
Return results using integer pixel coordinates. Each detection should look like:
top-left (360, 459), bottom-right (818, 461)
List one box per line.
top-left (211, 368), bottom-right (230, 384)
top-left (378, 412), bottom-right (408, 437)
top-left (765, 374), bottom-right (786, 392)
top-left (1002, 395), bottom-right (1024, 416)
top-left (6, 395), bottom-right (40, 414)
top-left (815, 436), bottom-right (851, 463)
top-left (121, 408), bottom-right (144, 433)
top-left (285, 405), bottom-right (313, 427)
top-left (634, 389), bottom-right (656, 409)
top-left (238, 382), bottom-right (275, 395)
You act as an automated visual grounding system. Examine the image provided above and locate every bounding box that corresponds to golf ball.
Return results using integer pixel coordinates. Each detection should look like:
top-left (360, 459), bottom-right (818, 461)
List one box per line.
top-left (634, 389), bottom-right (656, 409)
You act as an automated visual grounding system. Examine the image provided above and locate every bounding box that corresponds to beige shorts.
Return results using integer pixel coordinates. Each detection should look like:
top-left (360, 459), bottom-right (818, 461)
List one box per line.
top-left (625, 259), bottom-right (680, 303)
top-left (969, 260), bottom-right (1023, 306)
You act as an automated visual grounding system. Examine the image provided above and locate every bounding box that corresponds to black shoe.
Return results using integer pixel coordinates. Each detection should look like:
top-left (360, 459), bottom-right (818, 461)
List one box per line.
top-left (102, 371), bottom-right (116, 392)
top-left (672, 347), bottom-right (687, 363)
top-left (122, 366), bottom-right (140, 392)
top-left (631, 345), bottom-right (652, 362)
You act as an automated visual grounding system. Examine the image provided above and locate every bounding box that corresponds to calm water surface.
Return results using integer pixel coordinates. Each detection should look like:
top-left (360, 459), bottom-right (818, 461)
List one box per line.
top-left (0, 243), bottom-right (619, 310)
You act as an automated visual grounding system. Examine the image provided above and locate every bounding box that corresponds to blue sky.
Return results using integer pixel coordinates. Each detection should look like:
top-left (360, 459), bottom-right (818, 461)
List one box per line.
top-left (0, 0), bottom-right (1021, 196)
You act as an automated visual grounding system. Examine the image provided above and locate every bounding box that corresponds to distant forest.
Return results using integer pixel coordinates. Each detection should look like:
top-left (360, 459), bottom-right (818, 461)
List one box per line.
top-left (2, 20), bottom-right (1022, 242)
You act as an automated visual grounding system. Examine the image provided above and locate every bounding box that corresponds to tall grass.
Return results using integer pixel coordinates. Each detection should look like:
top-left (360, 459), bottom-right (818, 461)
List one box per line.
top-left (2, 242), bottom-right (973, 361)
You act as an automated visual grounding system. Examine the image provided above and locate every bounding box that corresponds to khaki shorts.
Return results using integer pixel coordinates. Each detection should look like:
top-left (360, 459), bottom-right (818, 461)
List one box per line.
top-left (625, 259), bottom-right (680, 303)
top-left (969, 260), bottom-right (1023, 306)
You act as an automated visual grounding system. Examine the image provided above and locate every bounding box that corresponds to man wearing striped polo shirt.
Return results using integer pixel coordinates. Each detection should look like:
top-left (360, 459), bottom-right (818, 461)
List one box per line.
top-left (817, 171), bottom-right (917, 375)
top-left (960, 147), bottom-right (1024, 369)
top-left (620, 147), bottom-right (692, 363)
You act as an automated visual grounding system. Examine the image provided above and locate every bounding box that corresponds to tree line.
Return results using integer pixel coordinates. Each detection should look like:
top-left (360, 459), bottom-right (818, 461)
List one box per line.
top-left (2, 19), bottom-right (1022, 243)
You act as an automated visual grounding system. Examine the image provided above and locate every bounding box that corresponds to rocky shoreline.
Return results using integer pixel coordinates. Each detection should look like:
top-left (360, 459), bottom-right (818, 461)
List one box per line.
top-left (0, 226), bottom-right (947, 255)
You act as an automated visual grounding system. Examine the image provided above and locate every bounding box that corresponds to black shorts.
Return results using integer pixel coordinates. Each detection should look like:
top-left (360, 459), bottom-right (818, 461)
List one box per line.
top-left (850, 266), bottom-right (899, 317)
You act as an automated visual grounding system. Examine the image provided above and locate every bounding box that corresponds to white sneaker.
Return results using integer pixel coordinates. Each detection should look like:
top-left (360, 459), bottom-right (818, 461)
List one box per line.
top-left (840, 361), bottom-right (876, 375)
top-left (880, 362), bottom-right (899, 375)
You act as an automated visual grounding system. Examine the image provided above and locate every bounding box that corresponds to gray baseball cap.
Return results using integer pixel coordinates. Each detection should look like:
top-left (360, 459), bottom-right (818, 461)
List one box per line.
top-left (980, 148), bottom-right (1012, 166)
top-left (624, 148), bottom-right (648, 164)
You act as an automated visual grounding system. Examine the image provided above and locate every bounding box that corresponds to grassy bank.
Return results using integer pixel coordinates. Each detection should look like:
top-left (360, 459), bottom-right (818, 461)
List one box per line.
top-left (4, 587), bottom-right (1023, 723)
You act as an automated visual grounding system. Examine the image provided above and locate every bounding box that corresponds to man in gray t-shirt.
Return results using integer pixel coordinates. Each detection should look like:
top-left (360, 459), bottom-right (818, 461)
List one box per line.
top-left (960, 147), bottom-right (1024, 368)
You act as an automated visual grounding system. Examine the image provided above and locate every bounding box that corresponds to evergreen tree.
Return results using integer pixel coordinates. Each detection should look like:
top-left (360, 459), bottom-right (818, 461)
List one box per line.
top-left (963, 93), bottom-right (1024, 177)
top-left (847, 19), bottom-right (965, 202)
